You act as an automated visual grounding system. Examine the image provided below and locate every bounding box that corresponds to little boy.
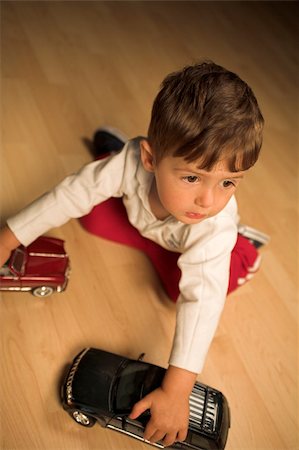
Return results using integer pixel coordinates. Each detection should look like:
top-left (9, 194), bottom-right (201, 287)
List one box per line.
top-left (0, 61), bottom-right (264, 446)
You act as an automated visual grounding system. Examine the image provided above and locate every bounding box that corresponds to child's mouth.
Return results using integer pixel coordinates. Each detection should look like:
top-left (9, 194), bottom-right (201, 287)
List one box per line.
top-left (185, 212), bottom-right (207, 220)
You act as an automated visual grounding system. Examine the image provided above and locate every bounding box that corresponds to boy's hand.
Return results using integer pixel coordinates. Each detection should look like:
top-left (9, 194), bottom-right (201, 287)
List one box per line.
top-left (129, 386), bottom-right (189, 446)
top-left (0, 245), bottom-right (11, 268)
top-left (0, 225), bottom-right (21, 267)
top-left (129, 365), bottom-right (197, 447)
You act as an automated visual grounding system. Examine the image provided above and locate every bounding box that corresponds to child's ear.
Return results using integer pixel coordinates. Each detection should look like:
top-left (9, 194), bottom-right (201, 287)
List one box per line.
top-left (140, 139), bottom-right (156, 172)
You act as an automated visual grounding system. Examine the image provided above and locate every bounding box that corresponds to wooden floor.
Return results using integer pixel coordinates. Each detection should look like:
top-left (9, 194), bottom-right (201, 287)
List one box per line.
top-left (1, 2), bottom-right (298, 449)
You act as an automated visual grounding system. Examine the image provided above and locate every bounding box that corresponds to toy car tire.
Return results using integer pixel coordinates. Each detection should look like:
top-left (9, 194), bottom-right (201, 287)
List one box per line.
top-left (71, 410), bottom-right (96, 427)
top-left (32, 286), bottom-right (54, 298)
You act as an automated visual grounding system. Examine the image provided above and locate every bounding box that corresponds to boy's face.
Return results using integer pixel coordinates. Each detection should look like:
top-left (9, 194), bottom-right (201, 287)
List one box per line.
top-left (140, 140), bottom-right (246, 224)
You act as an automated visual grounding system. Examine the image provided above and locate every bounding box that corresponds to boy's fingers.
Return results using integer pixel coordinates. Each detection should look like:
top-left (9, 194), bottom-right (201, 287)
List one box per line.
top-left (129, 398), bottom-right (151, 419)
top-left (162, 431), bottom-right (178, 447)
top-left (147, 426), bottom-right (187, 446)
top-left (148, 430), bottom-right (166, 444)
top-left (143, 416), bottom-right (157, 440)
top-left (177, 427), bottom-right (188, 443)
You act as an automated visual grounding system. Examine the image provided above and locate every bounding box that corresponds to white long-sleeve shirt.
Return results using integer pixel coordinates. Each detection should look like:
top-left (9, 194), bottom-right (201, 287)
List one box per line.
top-left (7, 137), bottom-right (239, 373)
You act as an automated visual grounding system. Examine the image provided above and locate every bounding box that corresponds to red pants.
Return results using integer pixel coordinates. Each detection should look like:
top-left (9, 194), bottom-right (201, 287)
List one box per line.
top-left (79, 197), bottom-right (259, 301)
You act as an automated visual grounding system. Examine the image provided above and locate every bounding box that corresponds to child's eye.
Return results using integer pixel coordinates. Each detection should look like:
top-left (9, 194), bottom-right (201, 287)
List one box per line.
top-left (221, 180), bottom-right (235, 188)
top-left (182, 175), bottom-right (199, 184)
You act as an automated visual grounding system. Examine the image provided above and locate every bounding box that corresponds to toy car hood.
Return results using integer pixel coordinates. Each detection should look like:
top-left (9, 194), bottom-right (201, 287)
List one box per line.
top-left (65, 348), bottom-right (127, 411)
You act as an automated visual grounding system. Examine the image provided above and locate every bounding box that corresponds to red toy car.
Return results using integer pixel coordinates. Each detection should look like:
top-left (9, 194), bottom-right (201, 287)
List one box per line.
top-left (0, 236), bottom-right (70, 298)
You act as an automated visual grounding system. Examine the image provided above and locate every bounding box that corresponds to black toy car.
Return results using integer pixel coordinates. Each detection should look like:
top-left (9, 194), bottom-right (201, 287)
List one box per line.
top-left (61, 348), bottom-right (230, 449)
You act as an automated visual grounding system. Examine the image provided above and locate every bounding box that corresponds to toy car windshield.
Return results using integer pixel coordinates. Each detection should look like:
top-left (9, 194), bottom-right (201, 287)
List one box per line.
top-left (115, 361), bottom-right (153, 411)
top-left (61, 348), bottom-right (230, 449)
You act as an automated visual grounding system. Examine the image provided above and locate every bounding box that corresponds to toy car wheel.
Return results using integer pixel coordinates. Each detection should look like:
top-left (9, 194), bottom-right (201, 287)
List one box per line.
top-left (71, 410), bottom-right (96, 427)
top-left (32, 286), bottom-right (54, 298)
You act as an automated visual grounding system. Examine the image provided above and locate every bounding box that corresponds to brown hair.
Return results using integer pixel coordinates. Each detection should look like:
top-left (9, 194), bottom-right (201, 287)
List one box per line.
top-left (147, 61), bottom-right (264, 171)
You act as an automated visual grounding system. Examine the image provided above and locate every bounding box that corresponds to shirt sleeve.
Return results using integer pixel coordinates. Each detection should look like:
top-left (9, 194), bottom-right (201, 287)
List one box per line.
top-left (168, 217), bottom-right (238, 374)
top-left (7, 148), bottom-right (129, 246)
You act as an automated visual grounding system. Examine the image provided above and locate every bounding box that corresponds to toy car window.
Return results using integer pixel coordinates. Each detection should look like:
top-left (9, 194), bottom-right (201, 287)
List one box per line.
top-left (10, 248), bottom-right (25, 275)
top-left (116, 362), bottom-right (148, 411)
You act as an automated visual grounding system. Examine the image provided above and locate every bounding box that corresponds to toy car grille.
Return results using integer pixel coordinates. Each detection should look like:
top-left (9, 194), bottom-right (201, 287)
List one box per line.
top-left (65, 348), bottom-right (90, 405)
top-left (189, 384), bottom-right (218, 434)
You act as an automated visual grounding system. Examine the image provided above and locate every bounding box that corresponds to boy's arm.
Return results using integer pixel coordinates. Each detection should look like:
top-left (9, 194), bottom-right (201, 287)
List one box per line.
top-left (129, 365), bottom-right (197, 447)
top-left (0, 225), bottom-right (21, 267)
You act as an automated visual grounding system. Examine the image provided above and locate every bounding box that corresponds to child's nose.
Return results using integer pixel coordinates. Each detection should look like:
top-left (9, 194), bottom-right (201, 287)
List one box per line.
top-left (194, 187), bottom-right (214, 208)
